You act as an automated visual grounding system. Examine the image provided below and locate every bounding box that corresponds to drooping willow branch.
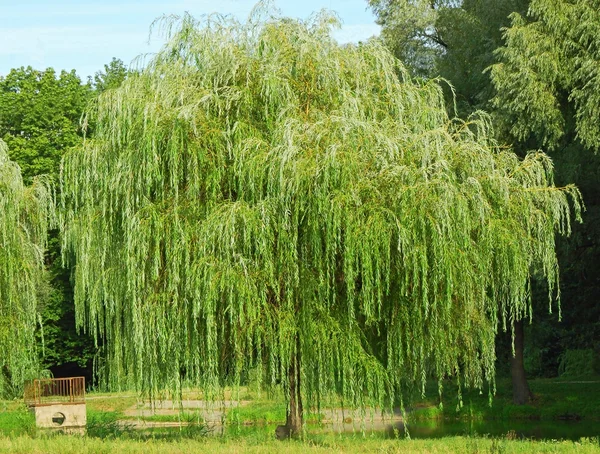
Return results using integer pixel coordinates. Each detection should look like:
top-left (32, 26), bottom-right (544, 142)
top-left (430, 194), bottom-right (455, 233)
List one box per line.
top-left (60, 6), bottom-right (581, 414)
top-left (0, 140), bottom-right (53, 397)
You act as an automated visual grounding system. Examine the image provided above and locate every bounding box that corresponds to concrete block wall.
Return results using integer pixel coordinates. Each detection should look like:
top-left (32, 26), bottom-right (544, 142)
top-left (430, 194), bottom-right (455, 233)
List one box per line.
top-left (34, 403), bottom-right (87, 433)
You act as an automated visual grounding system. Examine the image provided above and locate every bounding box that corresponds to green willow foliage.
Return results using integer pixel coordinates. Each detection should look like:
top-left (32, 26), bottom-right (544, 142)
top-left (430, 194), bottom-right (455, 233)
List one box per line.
top-left (490, 0), bottom-right (600, 150)
top-left (60, 8), bottom-right (580, 412)
top-left (0, 140), bottom-right (53, 396)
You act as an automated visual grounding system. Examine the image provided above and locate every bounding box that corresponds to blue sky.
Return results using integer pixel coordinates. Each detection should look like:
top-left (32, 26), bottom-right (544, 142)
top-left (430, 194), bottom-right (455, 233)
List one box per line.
top-left (0, 0), bottom-right (380, 80)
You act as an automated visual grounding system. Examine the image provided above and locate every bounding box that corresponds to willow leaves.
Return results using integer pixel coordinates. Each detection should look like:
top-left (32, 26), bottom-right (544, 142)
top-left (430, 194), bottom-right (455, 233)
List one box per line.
top-left (490, 0), bottom-right (600, 150)
top-left (0, 140), bottom-right (53, 396)
top-left (60, 9), bottom-right (580, 413)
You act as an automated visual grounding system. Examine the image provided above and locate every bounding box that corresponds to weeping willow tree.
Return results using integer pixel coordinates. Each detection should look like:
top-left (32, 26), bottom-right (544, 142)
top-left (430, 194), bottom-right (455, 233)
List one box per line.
top-left (0, 140), bottom-right (53, 397)
top-left (60, 5), bottom-right (581, 436)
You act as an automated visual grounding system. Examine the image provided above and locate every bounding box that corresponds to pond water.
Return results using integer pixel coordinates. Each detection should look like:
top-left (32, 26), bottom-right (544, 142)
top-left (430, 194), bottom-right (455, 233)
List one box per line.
top-left (384, 419), bottom-right (600, 441)
top-left (214, 419), bottom-right (599, 442)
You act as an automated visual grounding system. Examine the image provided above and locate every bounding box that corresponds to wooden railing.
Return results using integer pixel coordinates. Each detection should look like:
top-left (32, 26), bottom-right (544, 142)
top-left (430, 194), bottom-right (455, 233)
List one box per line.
top-left (24, 377), bottom-right (85, 406)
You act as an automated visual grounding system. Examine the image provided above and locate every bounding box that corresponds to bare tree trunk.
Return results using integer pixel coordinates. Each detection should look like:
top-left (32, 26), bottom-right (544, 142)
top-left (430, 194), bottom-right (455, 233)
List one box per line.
top-left (276, 338), bottom-right (303, 440)
top-left (511, 319), bottom-right (532, 405)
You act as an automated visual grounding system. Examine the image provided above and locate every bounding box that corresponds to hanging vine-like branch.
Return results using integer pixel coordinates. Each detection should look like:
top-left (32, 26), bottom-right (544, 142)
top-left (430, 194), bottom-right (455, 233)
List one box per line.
top-left (0, 140), bottom-right (53, 397)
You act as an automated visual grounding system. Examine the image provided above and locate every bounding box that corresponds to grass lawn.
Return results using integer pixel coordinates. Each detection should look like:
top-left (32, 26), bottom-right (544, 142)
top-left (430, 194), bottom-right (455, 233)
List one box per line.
top-left (0, 434), bottom-right (599, 453)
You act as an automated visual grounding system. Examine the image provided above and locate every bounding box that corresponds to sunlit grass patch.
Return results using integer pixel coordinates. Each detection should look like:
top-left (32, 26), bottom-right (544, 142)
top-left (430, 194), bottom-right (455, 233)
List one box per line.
top-left (0, 434), bottom-right (599, 454)
top-left (0, 406), bottom-right (35, 437)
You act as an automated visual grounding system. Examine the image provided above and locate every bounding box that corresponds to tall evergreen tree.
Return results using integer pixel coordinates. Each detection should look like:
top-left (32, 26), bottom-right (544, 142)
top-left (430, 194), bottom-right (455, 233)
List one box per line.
top-left (60, 9), bottom-right (580, 435)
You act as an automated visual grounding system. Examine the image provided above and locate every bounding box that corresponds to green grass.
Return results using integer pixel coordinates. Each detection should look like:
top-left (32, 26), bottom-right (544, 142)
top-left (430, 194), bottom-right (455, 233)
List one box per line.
top-left (0, 404), bottom-right (35, 437)
top-left (86, 410), bottom-right (135, 439)
top-left (0, 434), bottom-right (599, 453)
top-left (227, 401), bottom-right (287, 425)
top-left (86, 409), bottom-right (212, 441)
top-left (85, 393), bottom-right (140, 414)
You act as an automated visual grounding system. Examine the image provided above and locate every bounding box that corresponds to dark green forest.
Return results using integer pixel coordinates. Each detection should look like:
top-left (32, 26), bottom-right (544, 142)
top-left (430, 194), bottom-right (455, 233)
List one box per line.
top-left (0, 1), bottom-right (598, 434)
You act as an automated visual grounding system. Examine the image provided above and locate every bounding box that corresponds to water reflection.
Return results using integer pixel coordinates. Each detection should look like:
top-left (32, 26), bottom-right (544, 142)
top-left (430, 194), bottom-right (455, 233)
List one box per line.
top-left (380, 419), bottom-right (600, 441)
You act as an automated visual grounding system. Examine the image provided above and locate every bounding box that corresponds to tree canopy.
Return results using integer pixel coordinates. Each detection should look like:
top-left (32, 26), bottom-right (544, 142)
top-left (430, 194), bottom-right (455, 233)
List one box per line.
top-left (93, 58), bottom-right (129, 94)
top-left (0, 67), bottom-right (91, 183)
top-left (490, 0), bottom-right (600, 151)
top-left (368, 0), bottom-right (452, 76)
top-left (368, 0), bottom-right (529, 114)
top-left (0, 140), bottom-right (53, 397)
top-left (60, 7), bottom-right (580, 428)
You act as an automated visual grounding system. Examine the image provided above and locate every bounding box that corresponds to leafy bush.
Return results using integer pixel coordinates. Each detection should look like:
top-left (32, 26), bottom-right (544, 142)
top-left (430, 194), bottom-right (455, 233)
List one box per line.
top-left (558, 350), bottom-right (599, 378)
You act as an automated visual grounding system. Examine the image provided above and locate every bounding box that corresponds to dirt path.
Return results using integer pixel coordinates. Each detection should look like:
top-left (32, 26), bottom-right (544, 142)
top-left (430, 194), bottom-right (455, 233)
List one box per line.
top-left (118, 400), bottom-right (404, 433)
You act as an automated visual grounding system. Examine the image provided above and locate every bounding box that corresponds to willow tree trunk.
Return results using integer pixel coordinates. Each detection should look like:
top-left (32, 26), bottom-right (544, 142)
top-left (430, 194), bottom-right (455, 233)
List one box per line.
top-left (276, 338), bottom-right (303, 439)
top-left (511, 320), bottom-right (532, 405)
top-left (287, 348), bottom-right (303, 436)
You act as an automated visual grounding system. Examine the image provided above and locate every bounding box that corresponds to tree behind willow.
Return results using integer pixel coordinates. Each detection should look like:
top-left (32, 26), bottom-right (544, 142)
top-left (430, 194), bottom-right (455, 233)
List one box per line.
top-left (489, 0), bottom-right (600, 399)
top-left (0, 140), bottom-right (53, 397)
top-left (60, 7), bottom-right (580, 436)
top-left (489, 0), bottom-right (600, 152)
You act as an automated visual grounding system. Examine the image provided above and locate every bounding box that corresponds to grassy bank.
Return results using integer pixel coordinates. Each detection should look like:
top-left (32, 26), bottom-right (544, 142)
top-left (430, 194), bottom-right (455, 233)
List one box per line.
top-left (1, 377), bottom-right (598, 450)
top-left (0, 434), bottom-right (599, 454)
